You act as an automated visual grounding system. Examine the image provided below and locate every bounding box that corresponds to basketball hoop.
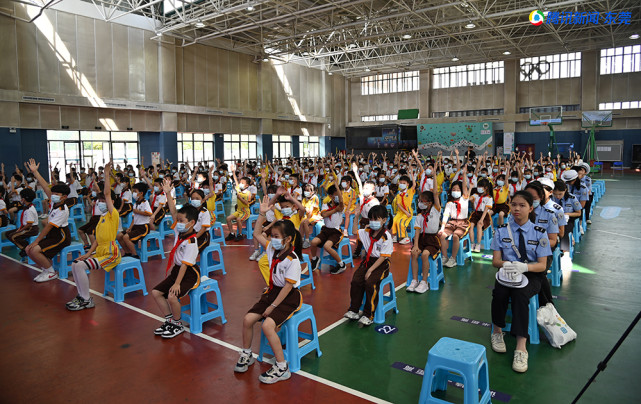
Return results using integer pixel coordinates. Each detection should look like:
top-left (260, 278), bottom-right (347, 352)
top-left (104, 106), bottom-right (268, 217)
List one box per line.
top-left (540, 121), bottom-right (549, 126)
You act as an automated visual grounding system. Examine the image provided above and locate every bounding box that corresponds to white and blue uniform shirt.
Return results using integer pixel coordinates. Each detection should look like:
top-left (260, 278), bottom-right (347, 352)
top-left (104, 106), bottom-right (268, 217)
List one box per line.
top-left (568, 183), bottom-right (589, 202)
top-left (491, 217), bottom-right (553, 263)
top-left (555, 194), bottom-right (582, 214)
top-left (581, 175), bottom-right (592, 196)
top-left (544, 199), bottom-right (567, 227)
top-left (533, 204), bottom-right (560, 235)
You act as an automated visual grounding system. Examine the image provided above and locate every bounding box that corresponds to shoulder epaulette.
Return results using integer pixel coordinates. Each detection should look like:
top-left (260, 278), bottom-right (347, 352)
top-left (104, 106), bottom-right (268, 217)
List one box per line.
top-left (534, 226), bottom-right (546, 233)
top-left (498, 223), bottom-right (508, 228)
top-left (552, 203), bottom-right (562, 210)
top-left (544, 208), bottom-right (555, 214)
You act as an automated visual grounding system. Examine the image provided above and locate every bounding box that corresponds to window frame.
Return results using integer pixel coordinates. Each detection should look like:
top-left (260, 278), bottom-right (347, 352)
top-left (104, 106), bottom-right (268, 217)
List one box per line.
top-left (360, 71), bottom-right (420, 95)
top-left (433, 62), bottom-right (504, 89)
top-left (519, 52), bottom-right (582, 81)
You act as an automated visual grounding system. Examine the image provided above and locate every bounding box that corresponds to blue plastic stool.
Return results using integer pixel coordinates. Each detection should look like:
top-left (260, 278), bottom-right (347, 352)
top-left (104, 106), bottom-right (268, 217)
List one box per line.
top-left (53, 242), bottom-right (86, 279)
top-left (320, 237), bottom-right (354, 268)
top-left (342, 213), bottom-right (355, 235)
top-left (408, 253), bottom-right (445, 291)
top-left (419, 337), bottom-right (491, 404)
top-left (492, 295), bottom-right (540, 344)
top-left (159, 216), bottom-right (174, 239)
top-left (103, 256), bottom-right (148, 302)
top-left (440, 191), bottom-right (447, 208)
top-left (175, 185), bottom-right (185, 198)
top-left (181, 276), bottom-right (227, 334)
top-left (406, 216), bottom-right (416, 241)
top-left (447, 233), bottom-right (473, 266)
top-left (581, 209), bottom-right (587, 233)
top-left (209, 222), bottom-right (227, 246)
top-left (250, 202), bottom-right (260, 215)
top-left (548, 246), bottom-right (563, 287)
top-left (199, 243), bottom-right (226, 276)
top-left (258, 304), bottom-right (322, 373)
top-left (32, 198), bottom-right (44, 214)
top-left (135, 231), bottom-right (166, 263)
top-left (214, 201), bottom-right (226, 219)
top-left (360, 273), bottom-right (399, 324)
top-left (300, 253), bottom-right (316, 290)
top-left (386, 205), bottom-right (394, 225)
top-left (121, 212), bottom-right (132, 229)
top-left (572, 218), bottom-right (581, 245)
top-left (69, 204), bottom-right (86, 222)
top-left (491, 213), bottom-right (500, 229)
top-left (311, 222), bottom-right (323, 239)
top-left (36, 189), bottom-right (46, 200)
top-left (244, 214), bottom-right (259, 240)
top-left (0, 225), bottom-right (17, 250)
top-left (67, 221), bottom-right (79, 241)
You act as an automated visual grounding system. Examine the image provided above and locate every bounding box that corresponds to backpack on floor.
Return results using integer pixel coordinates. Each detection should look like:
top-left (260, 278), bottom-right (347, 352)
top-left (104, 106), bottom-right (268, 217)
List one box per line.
top-left (537, 303), bottom-right (577, 348)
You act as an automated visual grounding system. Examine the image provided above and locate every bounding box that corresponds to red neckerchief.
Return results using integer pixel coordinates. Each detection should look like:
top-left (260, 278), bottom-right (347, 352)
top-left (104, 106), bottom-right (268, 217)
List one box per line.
top-left (20, 204), bottom-right (32, 226)
top-left (165, 232), bottom-right (197, 275)
top-left (151, 192), bottom-right (163, 208)
top-left (422, 211), bottom-right (430, 233)
top-left (453, 199), bottom-right (461, 217)
top-left (475, 195), bottom-right (484, 212)
top-left (421, 174), bottom-right (429, 191)
top-left (268, 247), bottom-right (293, 291)
top-left (511, 183), bottom-right (517, 194)
top-left (360, 196), bottom-right (372, 211)
top-left (494, 188), bottom-right (501, 201)
top-left (399, 191), bottom-right (408, 211)
top-left (364, 228), bottom-right (384, 265)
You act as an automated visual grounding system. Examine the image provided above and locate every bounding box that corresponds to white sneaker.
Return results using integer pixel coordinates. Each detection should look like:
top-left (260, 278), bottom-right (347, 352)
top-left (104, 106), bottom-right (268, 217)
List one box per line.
top-left (512, 350), bottom-right (528, 373)
top-left (473, 244), bottom-right (481, 253)
top-left (392, 235), bottom-right (398, 243)
top-left (34, 270), bottom-right (58, 283)
top-left (415, 280), bottom-right (429, 293)
top-left (343, 310), bottom-right (360, 320)
top-left (587, 219), bottom-right (592, 225)
top-left (406, 279), bottom-right (419, 292)
top-left (302, 240), bottom-right (311, 249)
top-left (249, 250), bottom-right (260, 261)
top-left (234, 350), bottom-right (255, 373)
top-left (358, 316), bottom-right (373, 326)
top-left (491, 332), bottom-right (507, 353)
top-left (444, 257), bottom-right (457, 268)
top-left (399, 237), bottom-right (411, 245)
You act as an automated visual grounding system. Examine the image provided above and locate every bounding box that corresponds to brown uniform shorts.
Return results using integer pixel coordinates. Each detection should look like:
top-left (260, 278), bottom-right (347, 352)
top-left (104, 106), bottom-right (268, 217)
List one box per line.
top-left (416, 233), bottom-right (441, 257)
top-left (39, 226), bottom-right (72, 259)
top-left (153, 264), bottom-right (200, 298)
top-left (443, 219), bottom-right (470, 238)
top-left (79, 215), bottom-right (101, 236)
top-left (315, 226), bottom-right (343, 247)
top-left (248, 286), bottom-right (302, 326)
top-left (125, 224), bottom-right (150, 242)
top-left (119, 202), bottom-right (133, 217)
top-left (493, 203), bottom-right (510, 216)
top-left (469, 211), bottom-right (491, 230)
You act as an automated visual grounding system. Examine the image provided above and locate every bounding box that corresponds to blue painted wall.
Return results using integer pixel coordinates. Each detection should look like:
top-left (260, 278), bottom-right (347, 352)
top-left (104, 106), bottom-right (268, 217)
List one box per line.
top-left (262, 135), bottom-right (273, 161)
top-left (331, 137), bottom-right (346, 154)
top-left (0, 128), bottom-right (47, 177)
top-left (139, 131), bottom-right (178, 166)
top-left (0, 128), bottom-right (24, 172)
top-left (292, 135), bottom-right (300, 158)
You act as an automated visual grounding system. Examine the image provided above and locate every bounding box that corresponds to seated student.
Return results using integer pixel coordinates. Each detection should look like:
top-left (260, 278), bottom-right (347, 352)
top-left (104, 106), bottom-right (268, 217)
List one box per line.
top-left (188, 189), bottom-right (212, 254)
top-left (375, 171), bottom-right (390, 207)
top-left (310, 185), bottom-right (346, 274)
top-left (340, 175), bottom-right (357, 237)
top-left (351, 162), bottom-right (380, 258)
top-left (343, 205), bottom-right (393, 326)
top-left (149, 178), bottom-right (168, 231)
top-left (0, 186), bottom-right (7, 227)
top-left (250, 180), bottom-right (278, 262)
top-left (439, 171), bottom-right (471, 268)
top-left (288, 173), bottom-right (303, 202)
top-left (7, 188), bottom-right (39, 259)
top-left (577, 162), bottom-right (593, 224)
top-left (118, 177), bottom-right (133, 218)
top-left (151, 179), bottom-right (201, 339)
top-left (470, 178), bottom-right (494, 253)
top-left (408, 179), bottom-right (441, 293)
top-left (492, 174), bottom-right (510, 226)
top-left (66, 162), bottom-right (122, 311)
top-left (235, 200), bottom-right (302, 384)
top-left (7, 173), bottom-right (26, 221)
top-left (65, 173), bottom-right (82, 207)
top-left (551, 180), bottom-right (581, 253)
top-left (78, 185), bottom-right (102, 250)
top-left (299, 183), bottom-right (322, 249)
top-left (391, 174), bottom-right (416, 245)
top-left (225, 174), bottom-right (252, 242)
top-left (117, 182), bottom-right (152, 259)
top-left (490, 190), bottom-right (552, 373)
top-left (25, 159), bottom-right (72, 283)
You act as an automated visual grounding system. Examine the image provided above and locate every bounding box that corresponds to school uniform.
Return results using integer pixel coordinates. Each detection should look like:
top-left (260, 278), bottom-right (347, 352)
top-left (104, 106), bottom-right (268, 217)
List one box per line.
top-left (153, 229), bottom-right (201, 298)
top-left (316, 197), bottom-right (344, 246)
top-left (194, 206), bottom-right (212, 253)
top-left (491, 218), bottom-right (552, 338)
top-left (232, 186), bottom-right (251, 222)
top-left (348, 228), bottom-right (393, 320)
top-left (7, 204), bottom-right (39, 250)
top-left (375, 183), bottom-right (389, 205)
top-left (492, 186), bottom-right (510, 216)
top-left (418, 171), bottom-right (434, 193)
top-left (125, 200), bottom-right (152, 241)
top-left (150, 192), bottom-right (168, 227)
top-left (442, 197), bottom-right (470, 237)
top-left (79, 209), bottom-right (121, 272)
top-left (79, 202), bottom-right (102, 237)
top-left (414, 207), bottom-right (441, 257)
top-left (39, 203), bottom-right (72, 259)
top-left (0, 199), bottom-right (8, 227)
top-left (65, 180), bottom-right (81, 207)
top-left (248, 243), bottom-right (302, 326)
top-left (119, 189), bottom-right (133, 217)
top-left (470, 194), bottom-right (494, 229)
top-left (392, 189), bottom-right (415, 239)
top-left (303, 195), bottom-right (322, 225)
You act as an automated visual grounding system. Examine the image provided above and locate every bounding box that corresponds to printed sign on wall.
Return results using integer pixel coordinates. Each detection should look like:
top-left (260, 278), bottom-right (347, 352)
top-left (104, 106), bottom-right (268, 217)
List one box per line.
top-left (417, 122), bottom-right (493, 156)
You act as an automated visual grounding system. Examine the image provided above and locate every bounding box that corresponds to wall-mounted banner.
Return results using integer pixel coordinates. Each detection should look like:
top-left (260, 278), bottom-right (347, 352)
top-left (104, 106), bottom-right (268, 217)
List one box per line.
top-left (504, 132), bottom-right (515, 155)
top-left (367, 127), bottom-right (400, 148)
top-left (417, 122), bottom-right (493, 155)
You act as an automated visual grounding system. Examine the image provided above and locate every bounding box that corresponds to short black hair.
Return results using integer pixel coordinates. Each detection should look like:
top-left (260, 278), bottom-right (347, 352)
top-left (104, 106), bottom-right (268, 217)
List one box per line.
top-left (368, 205), bottom-right (388, 221)
top-left (399, 175), bottom-right (412, 188)
top-left (327, 185), bottom-right (338, 195)
top-left (512, 190), bottom-right (534, 207)
top-left (20, 188), bottom-right (36, 202)
top-left (191, 189), bottom-right (205, 199)
top-left (51, 183), bottom-right (70, 196)
top-left (177, 204), bottom-right (199, 222)
top-left (133, 182), bottom-right (149, 194)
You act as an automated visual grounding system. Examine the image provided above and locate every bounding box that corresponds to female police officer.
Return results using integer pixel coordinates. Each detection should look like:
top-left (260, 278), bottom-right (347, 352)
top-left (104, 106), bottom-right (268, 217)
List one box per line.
top-left (490, 190), bottom-right (552, 373)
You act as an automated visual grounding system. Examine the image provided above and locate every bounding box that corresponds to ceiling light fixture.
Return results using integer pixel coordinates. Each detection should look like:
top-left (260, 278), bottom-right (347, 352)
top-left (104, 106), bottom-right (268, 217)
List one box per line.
top-left (503, 51), bottom-right (511, 55)
top-left (402, 34), bottom-right (412, 39)
top-left (156, 31), bottom-right (163, 37)
top-left (195, 20), bottom-right (205, 28)
top-left (365, 68), bottom-right (371, 72)
top-left (328, 71), bottom-right (333, 75)
top-left (465, 22), bottom-right (476, 29)
top-left (247, 5), bottom-right (254, 11)
top-left (262, 57), bottom-right (269, 62)
top-left (452, 57), bottom-right (459, 62)
top-left (630, 34), bottom-right (640, 39)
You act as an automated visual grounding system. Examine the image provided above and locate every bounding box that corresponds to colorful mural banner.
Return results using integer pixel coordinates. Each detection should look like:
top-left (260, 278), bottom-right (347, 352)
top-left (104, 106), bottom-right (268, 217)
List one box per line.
top-left (417, 122), bottom-right (493, 154)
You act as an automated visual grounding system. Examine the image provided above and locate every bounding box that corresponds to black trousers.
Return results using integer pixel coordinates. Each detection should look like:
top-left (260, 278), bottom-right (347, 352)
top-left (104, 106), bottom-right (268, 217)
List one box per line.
top-left (491, 273), bottom-right (542, 338)
top-left (348, 258), bottom-right (390, 319)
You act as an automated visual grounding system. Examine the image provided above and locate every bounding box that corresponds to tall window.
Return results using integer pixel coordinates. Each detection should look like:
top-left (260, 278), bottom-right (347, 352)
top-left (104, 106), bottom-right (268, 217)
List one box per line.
top-left (300, 135), bottom-right (320, 157)
top-left (47, 131), bottom-right (139, 178)
top-left (599, 101), bottom-right (641, 110)
top-left (178, 133), bottom-right (215, 165)
top-left (223, 134), bottom-right (257, 166)
top-left (600, 46), bottom-right (641, 75)
top-left (520, 52), bottom-right (581, 81)
top-left (361, 114), bottom-right (398, 122)
top-left (433, 62), bottom-right (504, 89)
top-left (361, 71), bottom-right (419, 95)
top-left (273, 135), bottom-right (291, 159)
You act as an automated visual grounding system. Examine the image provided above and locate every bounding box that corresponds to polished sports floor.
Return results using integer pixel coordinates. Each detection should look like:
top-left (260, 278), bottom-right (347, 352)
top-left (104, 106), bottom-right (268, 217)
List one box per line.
top-left (1, 175), bottom-right (640, 403)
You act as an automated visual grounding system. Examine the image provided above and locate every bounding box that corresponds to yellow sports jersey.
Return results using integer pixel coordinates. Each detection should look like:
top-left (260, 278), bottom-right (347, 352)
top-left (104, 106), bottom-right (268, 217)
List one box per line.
top-left (206, 197), bottom-right (216, 214)
top-left (96, 209), bottom-right (119, 245)
top-left (303, 195), bottom-right (320, 217)
top-left (436, 171), bottom-right (445, 193)
top-left (393, 189), bottom-right (415, 216)
top-left (235, 188), bottom-right (251, 211)
top-left (274, 209), bottom-right (302, 230)
top-left (494, 186), bottom-right (509, 204)
top-left (342, 188), bottom-right (356, 212)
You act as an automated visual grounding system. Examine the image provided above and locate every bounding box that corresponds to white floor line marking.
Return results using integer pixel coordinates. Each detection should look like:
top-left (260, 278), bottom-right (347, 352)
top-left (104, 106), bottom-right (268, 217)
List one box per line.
top-left (1, 253), bottom-right (389, 403)
top-left (593, 229), bottom-right (641, 241)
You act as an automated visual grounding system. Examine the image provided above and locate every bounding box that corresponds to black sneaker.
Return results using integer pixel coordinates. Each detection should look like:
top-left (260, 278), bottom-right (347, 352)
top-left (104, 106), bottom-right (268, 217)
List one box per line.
top-left (225, 233), bottom-right (235, 241)
top-left (311, 257), bottom-right (320, 271)
top-left (19, 250), bottom-right (27, 258)
top-left (161, 321), bottom-right (185, 339)
top-left (154, 320), bottom-right (171, 336)
top-left (258, 363), bottom-right (291, 384)
top-left (353, 249), bottom-right (361, 258)
top-left (234, 350), bottom-right (256, 373)
top-left (330, 262), bottom-right (346, 275)
top-left (235, 234), bottom-right (244, 242)
top-left (66, 295), bottom-right (95, 311)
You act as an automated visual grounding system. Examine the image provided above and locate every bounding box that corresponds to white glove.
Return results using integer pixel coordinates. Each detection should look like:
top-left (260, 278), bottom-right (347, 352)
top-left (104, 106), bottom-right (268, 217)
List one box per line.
top-left (500, 268), bottom-right (520, 281)
top-left (504, 261), bottom-right (529, 274)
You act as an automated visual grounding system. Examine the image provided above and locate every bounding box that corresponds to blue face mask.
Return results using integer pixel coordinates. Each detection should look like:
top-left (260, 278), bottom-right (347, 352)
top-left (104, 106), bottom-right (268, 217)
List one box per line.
top-left (496, 180), bottom-right (505, 187)
top-left (281, 207), bottom-right (293, 217)
top-left (532, 200), bottom-right (540, 208)
top-left (91, 191), bottom-right (97, 197)
top-left (369, 221), bottom-right (382, 230)
top-left (284, 174), bottom-right (290, 179)
top-left (51, 194), bottom-right (61, 204)
top-left (203, 188), bottom-right (210, 195)
top-left (175, 222), bottom-right (189, 233)
top-left (524, 174), bottom-right (532, 180)
top-left (271, 238), bottom-right (283, 250)
top-left (190, 199), bottom-right (201, 208)
top-left (97, 202), bottom-right (108, 213)
top-left (425, 169), bottom-right (432, 176)
top-left (154, 186), bottom-right (160, 193)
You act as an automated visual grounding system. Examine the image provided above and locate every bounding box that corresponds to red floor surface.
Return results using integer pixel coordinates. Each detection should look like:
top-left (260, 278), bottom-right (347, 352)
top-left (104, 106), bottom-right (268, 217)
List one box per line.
top-left (0, 233), bottom-right (410, 403)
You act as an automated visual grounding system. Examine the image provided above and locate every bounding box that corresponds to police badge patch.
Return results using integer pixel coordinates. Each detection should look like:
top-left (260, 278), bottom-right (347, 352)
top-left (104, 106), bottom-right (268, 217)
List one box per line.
top-left (539, 237), bottom-right (549, 247)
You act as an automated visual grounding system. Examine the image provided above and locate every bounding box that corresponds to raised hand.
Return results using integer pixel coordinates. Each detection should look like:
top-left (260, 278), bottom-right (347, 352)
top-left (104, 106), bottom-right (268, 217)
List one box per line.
top-left (27, 158), bottom-right (39, 173)
top-left (259, 195), bottom-right (271, 214)
top-left (161, 177), bottom-right (173, 194)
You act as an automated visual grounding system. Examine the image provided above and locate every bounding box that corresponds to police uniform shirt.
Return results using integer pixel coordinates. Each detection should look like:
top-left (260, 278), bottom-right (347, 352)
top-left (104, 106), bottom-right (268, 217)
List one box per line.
top-left (544, 199), bottom-right (567, 227)
top-left (533, 204), bottom-right (560, 235)
top-left (415, 207), bottom-right (440, 234)
top-left (581, 175), bottom-right (592, 196)
top-left (558, 194), bottom-right (582, 214)
top-left (133, 200), bottom-right (152, 225)
top-left (194, 207), bottom-right (212, 232)
top-left (358, 229), bottom-right (393, 259)
top-left (48, 204), bottom-right (70, 228)
top-left (170, 230), bottom-right (199, 266)
top-left (321, 197), bottom-right (343, 229)
top-left (491, 217), bottom-right (552, 262)
top-left (569, 183), bottom-right (589, 202)
top-left (359, 196), bottom-right (380, 219)
top-left (266, 242), bottom-right (301, 288)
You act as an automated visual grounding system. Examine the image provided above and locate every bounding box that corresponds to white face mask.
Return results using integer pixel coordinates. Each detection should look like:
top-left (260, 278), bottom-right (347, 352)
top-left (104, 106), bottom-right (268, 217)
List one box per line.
top-left (452, 191), bottom-right (462, 199)
top-left (477, 187), bottom-right (485, 194)
top-left (418, 202), bottom-right (428, 210)
top-left (398, 183), bottom-right (407, 191)
top-left (304, 191), bottom-right (312, 198)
